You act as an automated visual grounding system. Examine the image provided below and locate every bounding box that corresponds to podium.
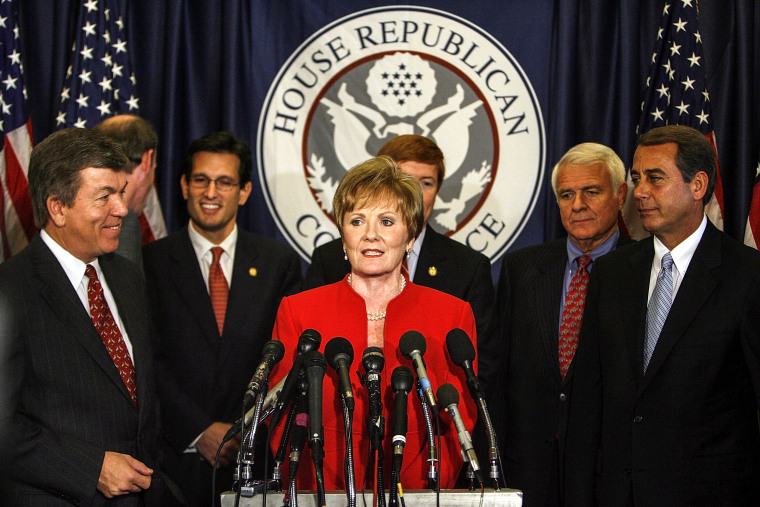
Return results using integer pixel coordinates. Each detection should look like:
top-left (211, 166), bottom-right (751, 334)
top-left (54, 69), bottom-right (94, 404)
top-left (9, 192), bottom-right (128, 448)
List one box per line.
top-left (221, 489), bottom-right (523, 506)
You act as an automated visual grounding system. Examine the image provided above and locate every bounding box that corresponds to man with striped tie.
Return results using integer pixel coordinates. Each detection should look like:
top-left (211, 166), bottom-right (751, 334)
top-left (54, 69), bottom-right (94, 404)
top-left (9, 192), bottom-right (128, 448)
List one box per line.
top-left (566, 125), bottom-right (760, 506)
top-left (142, 131), bottom-right (301, 506)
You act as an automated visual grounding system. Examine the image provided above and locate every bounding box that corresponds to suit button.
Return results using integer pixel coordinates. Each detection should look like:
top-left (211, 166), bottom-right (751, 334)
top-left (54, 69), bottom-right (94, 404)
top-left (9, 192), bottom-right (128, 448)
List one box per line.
top-left (559, 393), bottom-right (567, 402)
top-left (633, 416), bottom-right (643, 423)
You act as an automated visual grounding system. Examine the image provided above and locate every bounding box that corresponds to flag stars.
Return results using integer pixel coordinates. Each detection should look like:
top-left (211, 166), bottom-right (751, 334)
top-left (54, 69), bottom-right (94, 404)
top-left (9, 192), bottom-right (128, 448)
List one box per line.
top-left (74, 117), bottom-right (87, 129)
top-left (84, 0), bottom-right (98, 13)
top-left (116, 17), bottom-right (125, 31)
top-left (1, 97), bottom-right (12, 115)
top-left (681, 0), bottom-right (694, 7)
top-left (687, 53), bottom-right (701, 67)
top-left (101, 54), bottom-right (113, 67)
top-left (669, 41), bottom-right (681, 56)
top-left (76, 93), bottom-right (89, 108)
top-left (55, 111), bottom-right (67, 126)
top-left (673, 18), bottom-right (687, 32)
top-left (702, 90), bottom-right (710, 102)
top-left (657, 27), bottom-right (664, 40)
top-left (103, 30), bottom-right (111, 44)
top-left (82, 20), bottom-right (97, 37)
top-left (656, 83), bottom-right (669, 99)
top-left (7, 49), bottom-right (21, 65)
top-left (96, 100), bottom-right (111, 116)
top-left (696, 111), bottom-right (709, 125)
top-left (60, 87), bottom-right (70, 101)
top-left (98, 76), bottom-right (113, 92)
top-left (2, 74), bottom-right (17, 90)
top-left (663, 3), bottom-right (671, 15)
top-left (112, 63), bottom-right (123, 77)
top-left (681, 76), bottom-right (695, 90)
top-left (675, 100), bottom-right (690, 115)
top-left (694, 31), bottom-right (702, 44)
top-left (79, 69), bottom-right (92, 84)
top-left (126, 95), bottom-right (139, 110)
top-left (112, 39), bottom-right (127, 54)
top-left (650, 108), bottom-right (665, 122)
top-left (80, 45), bottom-right (94, 61)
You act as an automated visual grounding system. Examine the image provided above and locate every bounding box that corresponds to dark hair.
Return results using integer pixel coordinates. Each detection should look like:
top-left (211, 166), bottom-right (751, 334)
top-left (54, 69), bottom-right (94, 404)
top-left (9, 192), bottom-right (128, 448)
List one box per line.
top-left (92, 114), bottom-right (157, 173)
top-left (333, 156), bottom-right (424, 240)
top-left (638, 125), bottom-right (716, 205)
top-left (184, 131), bottom-right (252, 184)
top-left (29, 128), bottom-right (129, 228)
top-left (377, 135), bottom-right (445, 189)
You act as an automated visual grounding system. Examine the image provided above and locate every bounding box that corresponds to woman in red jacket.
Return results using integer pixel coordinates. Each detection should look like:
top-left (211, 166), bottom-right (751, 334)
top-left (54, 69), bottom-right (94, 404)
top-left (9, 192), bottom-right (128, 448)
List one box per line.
top-left (268, 155), bottom-right (478, 494)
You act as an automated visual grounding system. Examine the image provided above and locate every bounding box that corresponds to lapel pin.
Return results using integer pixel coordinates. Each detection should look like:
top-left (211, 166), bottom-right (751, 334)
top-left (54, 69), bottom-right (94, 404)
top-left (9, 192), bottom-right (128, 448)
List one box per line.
top-left (428, 266), bottom-right (438, 277)
top-left (249, 267), bottom-right (258, 277)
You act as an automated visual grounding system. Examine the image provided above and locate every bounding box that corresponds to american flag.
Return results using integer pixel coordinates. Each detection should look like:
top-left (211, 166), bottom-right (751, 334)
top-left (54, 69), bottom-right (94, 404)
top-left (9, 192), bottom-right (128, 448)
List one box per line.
top-left (622, 0), bottom-right (724, 239)
top-left (744, 158), bottom-right (760, 249)
top-left (0, 0), bottom-right (35, 261)
top-left (57, 0), bottom-right (166, 243)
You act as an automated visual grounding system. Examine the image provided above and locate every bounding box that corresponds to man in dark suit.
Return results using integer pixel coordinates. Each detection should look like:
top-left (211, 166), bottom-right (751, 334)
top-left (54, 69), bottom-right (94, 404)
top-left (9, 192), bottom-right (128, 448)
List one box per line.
top-left (492, 143), bottom-right (629, 506)
top-left (566, 125), bottom-right (760, 506)
top-left (304, 135), bottom-right (495, 378)
top-left (142, 131), bottom-right (302, 506)
top-left (0, 128), bottom-right (168, 505)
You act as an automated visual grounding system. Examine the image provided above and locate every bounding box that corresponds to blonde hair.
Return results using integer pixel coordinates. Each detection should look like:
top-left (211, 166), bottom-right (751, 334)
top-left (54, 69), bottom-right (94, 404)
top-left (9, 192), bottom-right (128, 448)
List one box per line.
top-left (333, 155), bottom-right (424, 239)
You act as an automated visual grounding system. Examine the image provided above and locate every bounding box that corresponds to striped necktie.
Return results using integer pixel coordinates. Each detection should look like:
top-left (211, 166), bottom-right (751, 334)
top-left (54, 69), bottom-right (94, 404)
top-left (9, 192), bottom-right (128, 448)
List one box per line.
top-left (209, 246), bottom-right (228, 335)
top-left (558, 255), bottom-right (591, 379)
top-left (643, 252), bottom-right (674, 373)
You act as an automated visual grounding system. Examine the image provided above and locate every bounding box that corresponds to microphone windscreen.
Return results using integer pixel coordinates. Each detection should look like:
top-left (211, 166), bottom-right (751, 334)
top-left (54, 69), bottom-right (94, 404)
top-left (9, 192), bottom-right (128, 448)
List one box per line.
top-left (362, 346), bottom-right (385, 373)
top-left (298, 329), bottom-right (322, 354)
top-left (445, 328), bottom-right (475, 366)
top-left (263, 339), bottom-right (286, 363)
top-left (399, 330), bottom-right (426, 359)
top-left (324, 337), bottom-right (354, 370)
top-left (391, 366), bottom-right (414, 393)
top-left (436, 383), bottom-right (460, 408)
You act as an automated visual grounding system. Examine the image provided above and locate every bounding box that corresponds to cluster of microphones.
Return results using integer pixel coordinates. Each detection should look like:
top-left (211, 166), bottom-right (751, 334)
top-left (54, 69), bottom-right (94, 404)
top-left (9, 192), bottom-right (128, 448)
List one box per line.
top-left (219, 328), bottom-right (503, 506)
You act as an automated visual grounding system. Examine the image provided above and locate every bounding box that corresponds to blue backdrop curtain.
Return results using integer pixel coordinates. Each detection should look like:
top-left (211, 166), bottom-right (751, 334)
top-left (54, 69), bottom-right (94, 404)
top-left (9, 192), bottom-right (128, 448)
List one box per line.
top-left (17, 0), bottom-right (760, 272)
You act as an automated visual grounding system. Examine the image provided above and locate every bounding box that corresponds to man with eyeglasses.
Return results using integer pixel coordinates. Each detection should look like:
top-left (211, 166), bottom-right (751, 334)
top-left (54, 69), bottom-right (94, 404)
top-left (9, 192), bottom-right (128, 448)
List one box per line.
top-left (142, 131), bottom-right (302, 506)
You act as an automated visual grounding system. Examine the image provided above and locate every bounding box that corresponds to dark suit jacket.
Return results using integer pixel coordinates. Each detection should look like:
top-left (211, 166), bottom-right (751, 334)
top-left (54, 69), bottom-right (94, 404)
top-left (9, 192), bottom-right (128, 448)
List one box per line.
top-left (565, 222), bottom-right (760, 506)
top-left (142, 227), bottom-right (301, 503)
top-left (0, 234), bottom-right (166, 506)
top-left (492, 234), bottom-right (630, 506)
top-left (304, 225), bottom-right (496, 380)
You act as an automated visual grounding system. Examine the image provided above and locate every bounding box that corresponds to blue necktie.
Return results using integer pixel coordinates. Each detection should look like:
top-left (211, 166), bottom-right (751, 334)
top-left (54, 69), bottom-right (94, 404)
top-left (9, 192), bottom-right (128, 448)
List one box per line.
top-left (643, 252), bottom-right (674, 373)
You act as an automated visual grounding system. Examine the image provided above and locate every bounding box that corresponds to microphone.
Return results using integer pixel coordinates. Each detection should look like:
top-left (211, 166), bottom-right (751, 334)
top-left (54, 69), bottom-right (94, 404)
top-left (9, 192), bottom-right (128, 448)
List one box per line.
top-left (391, 366), bottom-right (414, 454)
top-left (399, 331), bottom-right (439, 417)
top-left (244, 340), bottom-right (285, 404)
top-left (222, 375), bottom-right (286, 444)
top-left (324, 337), bottom-right (355, 410)
top-left (436, 383), bottom-right (483, 485)
top-left (445, 328), bottom-right (483, 401)
top-left (269, 329), bottom-right (322, 429)
top-left (361, 347), bottom-right (385, 448)
top-left (304, 350), bottom-right (326, 446)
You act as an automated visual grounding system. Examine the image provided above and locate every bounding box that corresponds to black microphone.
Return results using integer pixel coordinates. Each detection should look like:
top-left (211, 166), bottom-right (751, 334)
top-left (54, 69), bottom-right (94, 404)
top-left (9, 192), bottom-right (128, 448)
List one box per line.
top-left (399, 330), bottom-right (439, 417)
top-left (269, 329), bottom-right (321, 429)
top-left (304, 350), bottom-right (326, 446)
top-left (244, 340), bottom-right (285, 404)
top-left (445, 328), bottom-right (484, 401)
top-left (391, 366), bottom-right (414, 454)
top-left (361, 347), bottom-right (385, 447)
top-left (437, 383), bottom-right (483, 485)
top-left (324, 337), bottom-right (355, 410)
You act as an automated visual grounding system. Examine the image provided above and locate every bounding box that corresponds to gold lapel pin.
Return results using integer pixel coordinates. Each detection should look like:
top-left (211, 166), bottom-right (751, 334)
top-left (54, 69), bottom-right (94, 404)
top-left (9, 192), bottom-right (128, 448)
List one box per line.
top-left (249, 267), bottom-right (258, 277)
top-left (428, 266), bottom-right (438, 277)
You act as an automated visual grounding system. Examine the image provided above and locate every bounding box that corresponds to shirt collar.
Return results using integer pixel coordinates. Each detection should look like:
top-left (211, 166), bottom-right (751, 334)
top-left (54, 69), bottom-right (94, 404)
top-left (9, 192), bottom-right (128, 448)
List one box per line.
top-left (40, 229), bottom-right (101, 288)
top-left (187, 220), bottom-right (238, 260)
top-left (653, 214), bottom-right (707, 274)
top-left (410, 225), bottom-right (427, 259)
top-left (566, 228), bottom-right (620, 266)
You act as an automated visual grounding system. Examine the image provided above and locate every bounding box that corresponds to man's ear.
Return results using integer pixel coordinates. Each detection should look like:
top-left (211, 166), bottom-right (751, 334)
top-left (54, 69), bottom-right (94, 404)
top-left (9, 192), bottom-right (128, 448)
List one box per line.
top-left (47, 196), bottom-right (67, 227)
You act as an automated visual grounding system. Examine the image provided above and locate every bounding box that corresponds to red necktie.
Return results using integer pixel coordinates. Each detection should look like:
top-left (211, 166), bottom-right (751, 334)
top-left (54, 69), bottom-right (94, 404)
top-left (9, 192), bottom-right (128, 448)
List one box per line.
top-left (558, 255), bottom-right (591, 380)
top-left (85, 264), bottom-right (138, 407)
top-left (209, 246), bottom-right (228, 335)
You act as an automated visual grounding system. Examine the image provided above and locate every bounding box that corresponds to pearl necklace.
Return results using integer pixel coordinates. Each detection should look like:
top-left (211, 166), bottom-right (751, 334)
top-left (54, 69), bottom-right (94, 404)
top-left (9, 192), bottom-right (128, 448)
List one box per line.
top-left (347, 273), bottom-right (406, 320)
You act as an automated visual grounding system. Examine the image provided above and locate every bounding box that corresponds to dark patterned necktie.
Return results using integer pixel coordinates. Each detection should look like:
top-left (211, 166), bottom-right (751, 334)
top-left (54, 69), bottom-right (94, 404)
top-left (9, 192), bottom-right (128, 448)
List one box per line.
top-left (209, 246), bottom-right (228, 335)
top-left (558, 255), bottom-right (591, 379)
top-left (85, 264), bottom-right (137, 407)
top-left (643, 252), bottom-right (674, 373)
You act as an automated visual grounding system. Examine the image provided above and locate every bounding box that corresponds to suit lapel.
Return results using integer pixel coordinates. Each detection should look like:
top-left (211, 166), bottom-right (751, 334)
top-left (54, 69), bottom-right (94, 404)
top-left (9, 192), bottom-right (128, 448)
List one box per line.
top-left (168, 229), bottom-right (220, 344)
top-left (641, 224), bottom-right (720, 388)
top-left (30, 237), bottom-right (133, 404)
top-left (624, 239), bottom-right (654, 386)
top-left (414, 227), bottom-right (446, 288)
top-left (536, 241), bottom-right (567, 377)
top-left (219, 232), bottom-right (260, 362)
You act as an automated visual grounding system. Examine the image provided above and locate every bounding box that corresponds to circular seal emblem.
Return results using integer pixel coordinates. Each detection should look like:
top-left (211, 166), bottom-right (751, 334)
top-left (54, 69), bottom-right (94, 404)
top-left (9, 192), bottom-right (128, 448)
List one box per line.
top-left (258, 6), bottom-right (545, 262)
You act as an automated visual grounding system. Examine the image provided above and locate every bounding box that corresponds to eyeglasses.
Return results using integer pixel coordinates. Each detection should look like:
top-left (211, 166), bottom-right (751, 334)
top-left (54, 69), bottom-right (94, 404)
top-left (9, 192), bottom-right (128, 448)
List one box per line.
top-left (188, 175), bottom-right (240, 192)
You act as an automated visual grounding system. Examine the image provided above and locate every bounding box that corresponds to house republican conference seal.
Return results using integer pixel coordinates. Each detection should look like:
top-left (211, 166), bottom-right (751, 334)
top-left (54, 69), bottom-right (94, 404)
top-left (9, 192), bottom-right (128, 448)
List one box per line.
top-left (257, 6), bottom-right (545, 262)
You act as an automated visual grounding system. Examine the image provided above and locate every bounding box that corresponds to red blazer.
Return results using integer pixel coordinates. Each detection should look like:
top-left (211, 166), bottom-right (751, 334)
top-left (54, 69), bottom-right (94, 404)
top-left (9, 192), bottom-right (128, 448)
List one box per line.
top-left (269, 276), bottom-right (478, 491)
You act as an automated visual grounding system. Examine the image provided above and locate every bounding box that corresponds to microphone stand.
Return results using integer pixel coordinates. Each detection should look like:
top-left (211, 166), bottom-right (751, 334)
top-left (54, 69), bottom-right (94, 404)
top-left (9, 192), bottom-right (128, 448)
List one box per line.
top-left (415, 379), bottom-right (438, 491)
top-left (287, 387), bottom-right (309, 507)
top-left (238, 385), bottom-right (268, 497)
top-left (475, 398), bottom-right (502, 490)
top-left (341, 397), bottom-right (357, 507)
top-left (361, 369), bottom-right (385, 507)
